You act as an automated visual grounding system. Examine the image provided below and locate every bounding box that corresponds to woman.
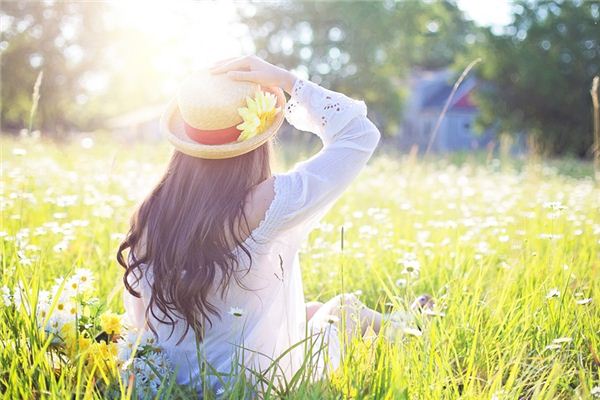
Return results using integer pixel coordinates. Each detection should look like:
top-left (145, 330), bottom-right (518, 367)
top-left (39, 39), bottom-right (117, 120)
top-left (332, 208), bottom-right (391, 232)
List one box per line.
top-left (118, 55), bottom-right (390, 396)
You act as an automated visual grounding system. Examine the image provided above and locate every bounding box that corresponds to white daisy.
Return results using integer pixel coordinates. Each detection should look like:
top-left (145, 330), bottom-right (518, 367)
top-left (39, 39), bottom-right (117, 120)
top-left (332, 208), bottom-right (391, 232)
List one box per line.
top-left (552, 337), bottom-right (572, 344)
top-left (73, 268), bottom-right (94, 286)
top-left (1, 286), bottom-right (11, 307)
top-left (576, 298), bottom-right (592, 305)
top-left (402, 327), bottom-right (423, 337)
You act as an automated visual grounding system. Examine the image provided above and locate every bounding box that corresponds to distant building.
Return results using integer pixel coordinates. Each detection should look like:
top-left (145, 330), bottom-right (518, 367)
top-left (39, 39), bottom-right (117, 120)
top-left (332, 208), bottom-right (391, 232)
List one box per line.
top-left (399, 68), bottom-right (495, 152)
top-left (107, 104), bottom-right (164, 141)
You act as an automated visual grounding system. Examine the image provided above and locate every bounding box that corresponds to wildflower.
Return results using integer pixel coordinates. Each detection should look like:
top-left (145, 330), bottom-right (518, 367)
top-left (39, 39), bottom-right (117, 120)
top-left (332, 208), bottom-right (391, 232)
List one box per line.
top-left (11, 285), bottom-right (23, 309)
top-left (545, 337), bottom-right (572, 351)
top-left (401, 262), bottom-right (420, 277)
top-left (422, 309), bottom-right (446, 317)
top-left (88, 341), bottom-right (118, 379)
top-left (36, 301), bottom-right (51, 322)
top-left (61, 323), bottom-right (92, 357)
top-left (65, 278), bottom-right (81, 297)
top-left (539, 233), bottom-right (563, 240)
top-left (123, 350), bottom-right (172, 398)
top-left (402, 327), bottom-right (423, 337)
top-left (66, 302), bottom-right (78, 317)
top-left (124, 328), bottom-right (155, 347)
top-left (45, 313), bottom-right (69, 336)
top-left (546, 288), bottom-right (560, 299)
top-left (1, 286), bottom-right (11, 307)
top-left (100, 311), bottom-right (122, 335)
top-left (591, 386), bottom-right (600, 398)
top-left (54, 293), bottom-right (73, 314)
top-left (68, 268), bottom-right (95, 294)
top-left (70, 335), bottom-right (93, 357)
top-left (499, 261), bottom-right (512, 270)
top-left (542, 201), bottom-right (566, 211)
top-left (53, 241), bottom-right (69, 253)
top-left (576, 298), bottom-right (592, 305)
top-left (228, 307), bottom-right (245, 318)
top-left (552, 337), bottom-right (572, 344)
top-left (90, 341), bottom-right (118, 360)
top-left (544, 343), bottom-right (562, 351)
top-left (139, 330), bottom-right (157, 346)
top-left (358, 225), bottom-right (378, 237)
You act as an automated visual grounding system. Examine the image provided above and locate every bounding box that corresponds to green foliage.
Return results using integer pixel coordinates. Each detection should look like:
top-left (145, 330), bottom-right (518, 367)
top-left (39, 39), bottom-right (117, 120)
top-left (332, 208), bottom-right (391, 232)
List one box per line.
top-left (0, 1), bottom-right (111, 133)
top-left (0, 2), bottom-right (168, 136)
top-left (466, 0), bottom-right (600, 157)
top-left (1, 136), bottom-right (599, 398)
top-left (240, 0), bottom-right (475, 135)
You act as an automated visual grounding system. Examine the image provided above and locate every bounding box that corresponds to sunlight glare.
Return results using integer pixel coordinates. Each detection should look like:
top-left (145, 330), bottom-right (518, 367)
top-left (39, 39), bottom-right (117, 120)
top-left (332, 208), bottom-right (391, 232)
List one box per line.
top-left (110, 1), bottom-right (248, 90)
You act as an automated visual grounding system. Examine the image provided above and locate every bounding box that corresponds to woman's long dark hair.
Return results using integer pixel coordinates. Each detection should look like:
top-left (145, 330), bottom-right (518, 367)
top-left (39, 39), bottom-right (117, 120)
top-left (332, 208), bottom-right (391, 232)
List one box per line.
top-left (117, 143), bottom-right (272, 343)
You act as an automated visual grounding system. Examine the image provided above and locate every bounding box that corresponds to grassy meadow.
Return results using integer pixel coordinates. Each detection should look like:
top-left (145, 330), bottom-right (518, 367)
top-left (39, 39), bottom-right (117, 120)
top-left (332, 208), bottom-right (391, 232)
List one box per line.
top-left (1, 135), bottom-right (599, 399)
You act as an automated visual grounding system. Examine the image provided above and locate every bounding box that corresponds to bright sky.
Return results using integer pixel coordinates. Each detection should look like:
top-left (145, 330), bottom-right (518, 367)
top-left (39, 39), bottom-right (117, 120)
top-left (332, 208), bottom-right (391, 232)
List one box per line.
top-left (456, 0), bottom-right (514, 29)
top-left (111, 1), bottom-right (247, 68)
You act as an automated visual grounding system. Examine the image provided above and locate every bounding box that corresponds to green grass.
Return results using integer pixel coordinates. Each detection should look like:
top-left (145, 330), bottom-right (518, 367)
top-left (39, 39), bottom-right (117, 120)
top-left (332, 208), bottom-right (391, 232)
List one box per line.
top-left (1, 135), bottom-right (599, 399)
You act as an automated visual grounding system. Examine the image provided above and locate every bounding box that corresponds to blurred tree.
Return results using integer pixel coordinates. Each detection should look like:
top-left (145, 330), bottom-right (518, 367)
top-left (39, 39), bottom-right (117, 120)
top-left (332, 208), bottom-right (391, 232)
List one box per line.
top-left (1, 1), bottom-right (111, 134)
top-left (239, 0), bottom-right (475, 135)
top-left (468, 0), bottom-right (600, 157)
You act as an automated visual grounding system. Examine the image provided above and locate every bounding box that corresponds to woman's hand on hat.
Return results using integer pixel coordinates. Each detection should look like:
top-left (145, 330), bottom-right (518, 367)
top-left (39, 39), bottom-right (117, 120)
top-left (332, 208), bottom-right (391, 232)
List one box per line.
top-left (210, 55), bottom-right (296, 94)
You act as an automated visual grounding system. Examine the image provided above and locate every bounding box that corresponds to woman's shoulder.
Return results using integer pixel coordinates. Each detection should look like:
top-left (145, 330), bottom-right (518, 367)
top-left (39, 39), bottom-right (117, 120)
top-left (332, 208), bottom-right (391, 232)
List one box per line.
top-left (243, 176), bottom-right (276, 235)
top-left (236, 174), bottom-right (297, 246)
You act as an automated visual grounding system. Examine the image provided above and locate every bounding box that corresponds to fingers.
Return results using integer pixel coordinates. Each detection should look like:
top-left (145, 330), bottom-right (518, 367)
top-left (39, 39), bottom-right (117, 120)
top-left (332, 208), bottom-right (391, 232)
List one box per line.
top-left (210, 56), bottom-right (254, 74)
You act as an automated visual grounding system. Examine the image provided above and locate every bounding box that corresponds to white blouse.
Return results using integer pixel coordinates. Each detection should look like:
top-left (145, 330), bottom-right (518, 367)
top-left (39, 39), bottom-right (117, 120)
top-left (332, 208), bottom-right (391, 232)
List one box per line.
top-left (123, 77), bottom-right (381, 396)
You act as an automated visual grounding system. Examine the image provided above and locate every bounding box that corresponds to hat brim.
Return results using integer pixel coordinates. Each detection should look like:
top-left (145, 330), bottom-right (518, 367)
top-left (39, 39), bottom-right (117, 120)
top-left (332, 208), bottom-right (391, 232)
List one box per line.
top-left (161, 86), bottom-right (286, 159)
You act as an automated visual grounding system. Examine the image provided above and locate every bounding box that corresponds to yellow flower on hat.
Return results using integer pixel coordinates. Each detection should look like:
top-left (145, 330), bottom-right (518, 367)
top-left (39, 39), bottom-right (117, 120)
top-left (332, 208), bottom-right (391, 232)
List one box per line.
top-left (237, 91), bottom-right (280, 142)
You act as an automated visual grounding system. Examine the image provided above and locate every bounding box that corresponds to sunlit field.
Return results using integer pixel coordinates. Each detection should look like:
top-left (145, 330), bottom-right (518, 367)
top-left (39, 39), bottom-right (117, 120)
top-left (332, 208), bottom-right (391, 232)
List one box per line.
top-left (1, 135), bottom-right (599, 399)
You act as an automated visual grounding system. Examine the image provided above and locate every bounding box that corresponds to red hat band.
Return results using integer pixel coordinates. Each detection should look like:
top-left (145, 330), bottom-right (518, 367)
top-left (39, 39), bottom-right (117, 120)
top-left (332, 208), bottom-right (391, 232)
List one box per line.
top-left (183, 121), bottom-right (242, 145)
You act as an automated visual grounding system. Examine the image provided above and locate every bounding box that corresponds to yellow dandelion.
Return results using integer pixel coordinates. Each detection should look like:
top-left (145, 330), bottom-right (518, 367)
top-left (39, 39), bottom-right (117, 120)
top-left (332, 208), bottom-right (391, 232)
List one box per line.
top-left (236, 91), bottom-right (280, 142)
top-left (100, 311), bottom-right (122, 335)
top-left (65, 334), bottom-right (92, 358)
top-left (60, 322), bottom-right (76, 342)
top-left (86, 342), bottom-right (118, 381)
top-left (88, 341), bottom-right (117, 362)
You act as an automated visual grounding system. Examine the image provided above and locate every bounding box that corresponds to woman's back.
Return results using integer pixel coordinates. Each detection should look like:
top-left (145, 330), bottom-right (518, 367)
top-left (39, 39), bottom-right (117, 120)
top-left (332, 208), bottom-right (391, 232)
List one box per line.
top-left (121, 62), bottom-right (381, 396)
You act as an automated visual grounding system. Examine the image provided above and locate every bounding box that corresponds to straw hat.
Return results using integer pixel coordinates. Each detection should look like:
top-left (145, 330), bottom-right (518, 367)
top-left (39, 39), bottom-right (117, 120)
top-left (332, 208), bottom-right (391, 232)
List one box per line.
top-left (160, 69), bottom-right (286, 159)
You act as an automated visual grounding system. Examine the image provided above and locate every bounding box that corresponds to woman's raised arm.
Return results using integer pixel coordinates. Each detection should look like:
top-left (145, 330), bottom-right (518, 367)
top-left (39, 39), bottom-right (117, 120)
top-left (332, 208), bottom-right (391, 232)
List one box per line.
top-left (211, 56), bottom-right (381, 242)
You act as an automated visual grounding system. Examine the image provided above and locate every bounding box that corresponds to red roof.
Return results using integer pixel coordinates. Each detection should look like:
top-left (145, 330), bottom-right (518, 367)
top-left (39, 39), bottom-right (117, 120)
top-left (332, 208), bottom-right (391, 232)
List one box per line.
top-left (453, 90), bottom-right (476, 109)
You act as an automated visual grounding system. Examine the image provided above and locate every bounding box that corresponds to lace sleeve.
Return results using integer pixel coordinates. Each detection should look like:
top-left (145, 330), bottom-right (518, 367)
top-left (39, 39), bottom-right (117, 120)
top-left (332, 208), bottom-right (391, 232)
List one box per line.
top-left (284, 78), bottom-right (369, 145)
top-left (252, 78), bottom-right (381, 244)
